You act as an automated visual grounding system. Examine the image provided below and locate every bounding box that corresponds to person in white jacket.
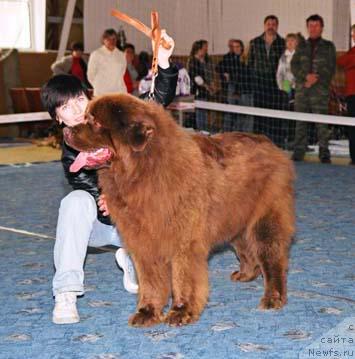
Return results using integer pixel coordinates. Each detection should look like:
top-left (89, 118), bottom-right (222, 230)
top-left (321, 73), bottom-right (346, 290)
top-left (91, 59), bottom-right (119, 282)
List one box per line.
top-left (276, 33), bottom-right (298, 149)
top-left (276, 33), bottom-right (298, 98)
top-left (87, 28), bottom-right (127, 96)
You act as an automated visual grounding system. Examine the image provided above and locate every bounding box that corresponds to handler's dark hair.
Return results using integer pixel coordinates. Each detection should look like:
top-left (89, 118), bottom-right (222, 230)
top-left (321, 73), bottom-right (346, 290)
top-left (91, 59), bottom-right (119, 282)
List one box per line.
top-left (41, 74), bottom-right (86, 120)
top-left (306, 14), bottom-right (324, 27)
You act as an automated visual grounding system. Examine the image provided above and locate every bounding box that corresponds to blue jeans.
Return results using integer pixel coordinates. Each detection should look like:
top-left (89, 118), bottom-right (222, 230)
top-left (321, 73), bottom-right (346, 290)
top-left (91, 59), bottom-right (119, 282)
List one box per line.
top-left (195, 108), bottom-right (208, 131)
top-left (52, 190), bottom-right (122, 296)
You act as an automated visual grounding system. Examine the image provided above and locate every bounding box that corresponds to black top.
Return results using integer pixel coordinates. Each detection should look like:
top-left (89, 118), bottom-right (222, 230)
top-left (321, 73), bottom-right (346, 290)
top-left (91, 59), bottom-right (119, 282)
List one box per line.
top-left (216, 53), bottom-right (254, 94)
top-left (248, 33), bottom-right (285, 88)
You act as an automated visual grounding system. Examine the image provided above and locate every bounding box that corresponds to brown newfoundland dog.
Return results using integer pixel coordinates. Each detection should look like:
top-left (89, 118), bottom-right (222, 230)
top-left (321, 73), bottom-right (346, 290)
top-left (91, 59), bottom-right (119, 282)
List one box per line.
top-left (64, 94), bottom-right (295, 327)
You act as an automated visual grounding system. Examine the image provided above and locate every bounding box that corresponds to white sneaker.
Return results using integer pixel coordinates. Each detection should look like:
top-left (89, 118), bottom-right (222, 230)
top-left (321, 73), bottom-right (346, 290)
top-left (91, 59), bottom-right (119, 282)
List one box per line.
top-left (52, 292), bottom-right (80, 324)
top-left (115, 248), bottom-right (139, 294)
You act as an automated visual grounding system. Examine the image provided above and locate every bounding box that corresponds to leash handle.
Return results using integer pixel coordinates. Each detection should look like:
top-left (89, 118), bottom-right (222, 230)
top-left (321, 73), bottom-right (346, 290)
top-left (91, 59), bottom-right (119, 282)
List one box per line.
top-left (111, 9), bottom-right (172, 52)
top-left (111, 8), bottom-right (172, 99)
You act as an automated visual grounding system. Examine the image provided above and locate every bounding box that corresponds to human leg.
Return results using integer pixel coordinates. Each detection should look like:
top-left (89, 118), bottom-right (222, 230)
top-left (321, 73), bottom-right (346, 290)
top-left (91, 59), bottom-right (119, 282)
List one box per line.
top-left (311, 94), bottom-right (331, 162)
top-left (89, 221), bottom-right (138, 294)
top-left (236, 93), bottom-right (254, 133)
top-left (53, 190), bottom-right (97, 296)
top-left (292, 91), bottom-right (311, 161)
top-left (52, 190), bottom-right (97, 323)
top-left (195, 109), bottom-right (208, 131)
top-left (346, 96), bottom-right (355, 163)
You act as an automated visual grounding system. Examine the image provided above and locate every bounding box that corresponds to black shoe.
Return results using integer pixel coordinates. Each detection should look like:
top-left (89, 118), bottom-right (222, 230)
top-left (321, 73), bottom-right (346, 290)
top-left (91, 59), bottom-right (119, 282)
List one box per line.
top-left (320, 158), bottom-right (331, 164)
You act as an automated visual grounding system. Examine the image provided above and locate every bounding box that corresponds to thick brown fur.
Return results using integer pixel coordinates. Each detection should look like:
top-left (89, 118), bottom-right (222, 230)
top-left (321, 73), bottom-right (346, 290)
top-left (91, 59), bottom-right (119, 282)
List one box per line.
top-left (66, 94), bottom-right (295, 327)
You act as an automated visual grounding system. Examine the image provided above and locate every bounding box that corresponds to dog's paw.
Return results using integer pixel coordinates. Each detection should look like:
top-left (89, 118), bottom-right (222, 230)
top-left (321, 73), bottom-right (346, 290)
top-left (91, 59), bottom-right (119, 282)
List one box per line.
top-left (258, 295), bottom-right (284, 310)
top-left (165, 305), bottom-right (197, 327)
top-left (128, 306), bottom-right (162, 327)
top-left (231, 270), bottom-right (244, 281)
top-left (230, 270), bottom-right (253, 282)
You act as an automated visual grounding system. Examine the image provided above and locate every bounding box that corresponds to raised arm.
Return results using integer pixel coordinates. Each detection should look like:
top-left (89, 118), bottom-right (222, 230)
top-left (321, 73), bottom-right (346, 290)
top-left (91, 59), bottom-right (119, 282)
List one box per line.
top-left (140, 30), bottom-right (178, 107)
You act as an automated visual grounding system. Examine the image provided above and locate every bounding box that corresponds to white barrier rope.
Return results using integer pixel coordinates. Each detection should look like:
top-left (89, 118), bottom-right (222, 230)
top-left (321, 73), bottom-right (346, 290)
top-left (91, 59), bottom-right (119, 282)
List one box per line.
top-left (195, 100), bottom-right (355, 127)
top-left (0, 112), bottom-right (51, 124)
top-left (2, 103), bottom-right (355, 127)
top-left (0, 225), bottom-right (55, 240)
top-left (0, 225), bottom-right (116, 252)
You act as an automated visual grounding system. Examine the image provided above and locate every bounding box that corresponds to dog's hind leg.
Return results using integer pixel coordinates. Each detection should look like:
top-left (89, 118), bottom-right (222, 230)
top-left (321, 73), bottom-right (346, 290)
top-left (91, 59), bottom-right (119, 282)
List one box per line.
top-left (128, 256), bottom-right (171, 327)
top-left (230, 233), bottom-right (261, 282)
top-left (253, 211), bottom-right (292, 310)
top-left (165, 246), bottom-right (209, 327)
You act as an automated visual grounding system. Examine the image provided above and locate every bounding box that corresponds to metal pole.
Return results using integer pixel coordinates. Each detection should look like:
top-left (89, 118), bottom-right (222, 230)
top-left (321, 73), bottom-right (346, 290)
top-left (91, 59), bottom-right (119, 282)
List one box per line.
top-left (56, 0), bottom-right (77, 60)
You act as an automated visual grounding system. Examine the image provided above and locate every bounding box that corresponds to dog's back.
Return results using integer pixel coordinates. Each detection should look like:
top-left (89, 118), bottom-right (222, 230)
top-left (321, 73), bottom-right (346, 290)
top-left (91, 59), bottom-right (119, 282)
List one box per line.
top-left (187, 131), bottom-right (295, 246)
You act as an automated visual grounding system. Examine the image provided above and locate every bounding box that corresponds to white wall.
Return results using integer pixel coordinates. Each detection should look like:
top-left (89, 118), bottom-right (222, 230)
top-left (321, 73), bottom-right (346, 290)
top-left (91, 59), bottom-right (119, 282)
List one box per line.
top-left (333, 0), bottom-right (351, 50)
top-left (83, 0), bottom-right (351, 54)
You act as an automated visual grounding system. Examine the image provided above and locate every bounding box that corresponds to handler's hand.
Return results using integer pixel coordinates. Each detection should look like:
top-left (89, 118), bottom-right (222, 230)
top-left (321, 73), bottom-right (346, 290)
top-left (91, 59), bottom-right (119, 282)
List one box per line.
top-left (97, 194), bottom-right (109, 216)
top-left (157, 30), bottom-right (174, 69)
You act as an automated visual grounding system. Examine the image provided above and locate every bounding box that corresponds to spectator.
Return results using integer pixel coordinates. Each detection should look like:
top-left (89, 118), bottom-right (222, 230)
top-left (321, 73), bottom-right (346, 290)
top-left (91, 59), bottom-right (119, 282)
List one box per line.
top-left (123, 43), bottom-right (139, 96)
top-left (187, 40), bottom-right (216, 131)
top-left (87, 29), bottom-right (127, 96)
top-left (51, 42), bottom-right (91, 88)
top-left (248, 15), bottom-right (285, 145)
top-left (217, 39), bottom-right (254, 132)
top-left (276, 33), bottom-right (298, 146)
top-left (277, 33), bottom-right (297, 101)
top-left (136, 51), bottom-right (151, 81)
top-left (337, 24), bottom-right (355, 165)
top-left (291, 14), bottom-right (336, 163)
top-left (216, 39), bottom-right (240, 103)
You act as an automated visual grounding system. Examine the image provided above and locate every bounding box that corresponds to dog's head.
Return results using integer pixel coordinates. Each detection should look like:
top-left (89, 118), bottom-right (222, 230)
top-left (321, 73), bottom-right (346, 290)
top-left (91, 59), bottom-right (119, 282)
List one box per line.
top-left (64, 94), bottom-right (158, 172)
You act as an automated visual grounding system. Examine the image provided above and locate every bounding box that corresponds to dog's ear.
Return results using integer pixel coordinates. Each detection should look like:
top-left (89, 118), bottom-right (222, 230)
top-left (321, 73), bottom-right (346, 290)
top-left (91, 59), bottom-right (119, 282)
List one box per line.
top-left (126, 119), bottom-right (155, 152)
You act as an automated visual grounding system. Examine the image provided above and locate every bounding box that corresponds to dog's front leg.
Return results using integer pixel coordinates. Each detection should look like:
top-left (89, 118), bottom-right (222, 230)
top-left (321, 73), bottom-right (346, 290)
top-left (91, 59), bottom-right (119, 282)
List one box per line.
top-left (165, 248), bottom-right (209, 326)
top-left (128, 255), bottom-right (171, 327)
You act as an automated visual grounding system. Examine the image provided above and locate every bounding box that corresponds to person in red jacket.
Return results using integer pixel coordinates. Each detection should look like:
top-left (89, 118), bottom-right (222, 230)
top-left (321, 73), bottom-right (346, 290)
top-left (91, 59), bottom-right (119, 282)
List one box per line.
top-left (337, 24), bottom-right (355, 165)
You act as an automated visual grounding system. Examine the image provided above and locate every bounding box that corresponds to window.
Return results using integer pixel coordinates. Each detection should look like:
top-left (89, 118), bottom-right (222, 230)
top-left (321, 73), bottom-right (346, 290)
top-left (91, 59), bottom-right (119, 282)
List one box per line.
top-left (0, 0), bottom-right (31, 49)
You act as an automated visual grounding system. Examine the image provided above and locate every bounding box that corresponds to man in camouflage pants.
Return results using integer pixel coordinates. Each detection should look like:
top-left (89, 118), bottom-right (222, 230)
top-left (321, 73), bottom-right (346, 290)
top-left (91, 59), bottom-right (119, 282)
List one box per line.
top-left (291, 14), bottom-right (336, 163)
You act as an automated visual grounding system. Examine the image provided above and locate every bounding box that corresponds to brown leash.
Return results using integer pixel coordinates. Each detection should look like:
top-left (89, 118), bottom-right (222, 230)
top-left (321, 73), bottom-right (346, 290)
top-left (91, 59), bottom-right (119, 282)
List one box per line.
top-left (111, 9), bottom-right (171, 77)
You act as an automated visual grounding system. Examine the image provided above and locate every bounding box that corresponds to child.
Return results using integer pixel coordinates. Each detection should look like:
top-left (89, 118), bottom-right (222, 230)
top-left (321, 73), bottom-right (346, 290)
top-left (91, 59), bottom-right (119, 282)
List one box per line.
top-left (41, 31), bottom-right (177, 324)
top-left (276, 33), bottom-right (298, 104)
top-left (276, 33), bottom-right (298, 148)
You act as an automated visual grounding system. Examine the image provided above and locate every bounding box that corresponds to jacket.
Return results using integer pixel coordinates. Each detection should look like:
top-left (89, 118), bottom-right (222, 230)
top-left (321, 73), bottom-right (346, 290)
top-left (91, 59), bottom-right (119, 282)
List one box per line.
top-left (51, 55), bottom-right (90, 88)
top-left (87, 46), bottom-right (127, 96)
top-left (276, 50), bottom-right (296, 92)
top-left (248, 33), bottom-right (285, 88)
top-left (337, 47), bottom-right (355, 97)
top-left (187, 57), bottom-right (214, 100)
top-left (61, 64), bottom-right (178, 225)
top-left (291, 37), bottom-right (336, 93)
